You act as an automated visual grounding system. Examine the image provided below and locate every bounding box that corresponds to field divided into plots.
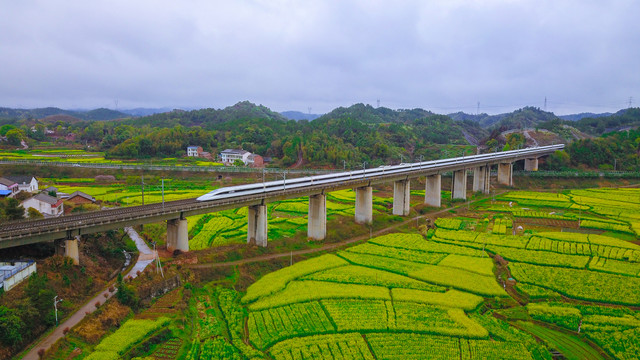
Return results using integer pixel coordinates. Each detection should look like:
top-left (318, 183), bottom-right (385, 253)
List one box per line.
top-left (237, 233), bottom-right (556, 359)
top-left (78, 188), bottom-right (640, 359)
top-left (234, 188), bottom-right (640, 359)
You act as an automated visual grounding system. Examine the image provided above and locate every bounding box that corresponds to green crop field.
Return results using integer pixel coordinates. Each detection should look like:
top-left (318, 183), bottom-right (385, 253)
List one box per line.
top-left (0, 149), bottom-right (224, 166)
top-left (72, 187), bottom-right (640, 360)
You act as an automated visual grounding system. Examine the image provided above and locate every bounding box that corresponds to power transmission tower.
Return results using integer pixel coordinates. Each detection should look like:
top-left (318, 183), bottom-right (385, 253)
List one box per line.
top-left (308, 107), bottom-right (312, 114)
top-left (377, 99), bottom-right (380, 108)
top-left (629, 97), bottom-right (634, 108)
top-left (476, 102), bottom-right (480, 115)
top-left (544, 96), bottom-right (547, 111)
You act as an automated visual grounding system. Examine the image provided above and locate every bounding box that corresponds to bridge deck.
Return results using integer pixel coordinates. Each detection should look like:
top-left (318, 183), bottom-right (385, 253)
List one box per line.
top-left (0, 145), bottom-right (563, 248)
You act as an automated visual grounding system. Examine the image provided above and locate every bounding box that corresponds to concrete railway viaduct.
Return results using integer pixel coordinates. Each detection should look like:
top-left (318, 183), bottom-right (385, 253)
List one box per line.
top-left (0, 145), bottom-right (563, 264)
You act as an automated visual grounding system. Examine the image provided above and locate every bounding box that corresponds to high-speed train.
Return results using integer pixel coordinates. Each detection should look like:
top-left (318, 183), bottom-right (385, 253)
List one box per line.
top-left (196, 145), bottom-right (563, 202)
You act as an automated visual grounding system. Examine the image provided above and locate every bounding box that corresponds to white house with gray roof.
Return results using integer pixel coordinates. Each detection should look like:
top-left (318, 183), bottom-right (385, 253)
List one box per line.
top-left (22, 193), bottom-right (63, 217)
top-left (220, 149), bottom-right (252, 165)
top-left (4, 176), bottom-right (38, 193)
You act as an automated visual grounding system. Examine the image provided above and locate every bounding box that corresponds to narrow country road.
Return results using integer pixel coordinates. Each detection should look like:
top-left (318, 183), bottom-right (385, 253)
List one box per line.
top-left (21, 227), bottom-right (155, 360)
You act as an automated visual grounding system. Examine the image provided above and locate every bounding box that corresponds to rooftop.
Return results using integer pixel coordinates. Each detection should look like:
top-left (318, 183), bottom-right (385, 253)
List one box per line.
top-left (30, 193), bottom-right (61, 206)
top-left (0, 178), bottom-right (15, 187)
top-left (4, 175), bottom-right (36, 184)
top-left (68, 191), bottom-right (96, 202)
top-left (221, 149), bottom-right (250, 155)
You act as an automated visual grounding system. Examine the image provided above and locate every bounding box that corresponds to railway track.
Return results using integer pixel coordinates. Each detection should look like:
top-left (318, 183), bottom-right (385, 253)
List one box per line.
top-left (0, 145), bottom-right (564, 248)
top-left (0, 199), bottom-right (199, 233)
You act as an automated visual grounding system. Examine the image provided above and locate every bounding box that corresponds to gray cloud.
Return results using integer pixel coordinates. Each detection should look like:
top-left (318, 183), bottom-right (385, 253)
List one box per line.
top-left (0, 0), bottom-right (638, 115)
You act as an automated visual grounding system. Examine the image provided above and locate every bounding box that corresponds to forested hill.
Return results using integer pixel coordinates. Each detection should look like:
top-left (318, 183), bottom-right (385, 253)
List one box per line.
top-left (449, 107), bottom-right (560, 130)
top-left (119, 101), bottom-right (289, 128)
top-left (569, 108), bottom-right (640, 135)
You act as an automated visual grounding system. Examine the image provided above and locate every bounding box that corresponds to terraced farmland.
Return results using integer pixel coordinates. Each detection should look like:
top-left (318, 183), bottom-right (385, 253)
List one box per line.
top-left (75, 188), bottom-right (640, 359)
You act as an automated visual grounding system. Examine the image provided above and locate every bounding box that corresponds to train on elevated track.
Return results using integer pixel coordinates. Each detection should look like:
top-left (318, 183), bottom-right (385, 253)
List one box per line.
top-left (196, 145), bottom-right (564, 202)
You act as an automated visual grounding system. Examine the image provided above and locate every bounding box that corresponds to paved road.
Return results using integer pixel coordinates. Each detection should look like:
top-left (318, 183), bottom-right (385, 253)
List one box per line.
top-left (22, 228), bottom-right (155, 360)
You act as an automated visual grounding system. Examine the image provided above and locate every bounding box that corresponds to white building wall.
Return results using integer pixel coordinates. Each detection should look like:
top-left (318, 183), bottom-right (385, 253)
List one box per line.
top-left (1, 262), bottom-right (37, 291)
top-left (22, 198), bottom-right (61, 216)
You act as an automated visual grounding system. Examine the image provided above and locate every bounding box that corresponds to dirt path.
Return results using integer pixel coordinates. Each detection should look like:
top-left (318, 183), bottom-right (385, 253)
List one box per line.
top-left (189, 206), bottom-right (457, 269)
top-left (289, 150), bottom-right (304, 169)
top-left (22, 228), bottom-right (155, 360)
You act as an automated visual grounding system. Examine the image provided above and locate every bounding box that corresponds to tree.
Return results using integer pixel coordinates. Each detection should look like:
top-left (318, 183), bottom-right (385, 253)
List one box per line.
top-left (233, 159), bottom-right (244, 167)
top-left (6, 128), bottom-right (25, 146)
top-left (24, 273), bottom-right (56, 325)
top-left (0, 306), bottom-right (25, 346)
top-left (28, 207), bottom-right (44, 219)
top-left (115, 273), bottom-right (138, 309)
top-left (544, 150), bottom-right (571, 170)
top-left (0, 124), bottom-right (17, 136)
top-left (2, 198), bottom-right (25, 221)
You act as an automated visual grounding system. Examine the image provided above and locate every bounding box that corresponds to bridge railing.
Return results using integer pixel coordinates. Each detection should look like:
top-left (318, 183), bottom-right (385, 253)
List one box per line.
top-left (513, 170), bottom-right (640, 178)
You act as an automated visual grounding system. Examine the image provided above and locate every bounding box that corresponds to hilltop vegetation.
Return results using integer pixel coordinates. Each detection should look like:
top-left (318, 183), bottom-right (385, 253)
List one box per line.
top-left (2, 102), bottom-right (640, 171)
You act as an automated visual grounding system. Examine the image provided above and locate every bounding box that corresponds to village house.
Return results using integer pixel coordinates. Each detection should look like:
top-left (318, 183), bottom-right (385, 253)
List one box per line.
top-left (220, 149), bottom-right (259, 165)
top-left (22, 193), bottom-right (63, 217)
top-left (4, 175), bottom-right (38, 193)
top-left (0, 177), bottom-right (18, 196)
top-left (43, 186), bottom-right (58, 194)
top-left (187, 146), bottom-right (203, 157)
top-left (247, 153), bottom-right (264, 168)
top-left (65, 191), bottom-right (96, 205)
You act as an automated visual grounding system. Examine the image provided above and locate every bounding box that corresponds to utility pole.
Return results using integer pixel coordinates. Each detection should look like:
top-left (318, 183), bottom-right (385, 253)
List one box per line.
top-left (362, 162), bottom-right (367, 179)
top-left (141, 174), bottom-right (145, 206)
top-left (343, 160), bottom-right (346, 170)
top-left (161, 178), bottom-right (165, 209)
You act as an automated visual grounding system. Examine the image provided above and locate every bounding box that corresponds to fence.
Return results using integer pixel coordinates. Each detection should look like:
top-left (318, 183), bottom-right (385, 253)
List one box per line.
top-left (0, 260), bottom-right (36, 291)
top-left (0, 159), bottom-right (337, 175)
top-left (513, 170), bottom-right (640, 178)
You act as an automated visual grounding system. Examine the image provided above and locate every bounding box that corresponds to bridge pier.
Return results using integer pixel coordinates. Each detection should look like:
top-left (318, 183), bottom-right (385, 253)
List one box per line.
top-left (425, 174), bottom-right (441, 207)
top-left (355, 186), bottom-right (373, 224)
top-left (498, 162), bottom-right (513, 186)
top-left (452, 169), bottom-right (467, 199)
top-left (66, 236), bottom-right (80, 265)
top-left (392, 180), bottom-right (410, 216)
top-left (55, 236), bottom-right (80, 265)
top-left (167, 219), bottom-right (189, 252)
top-left (248, 204), bottom-right (268, 247)
top-left (308, 194), bottom-right (326, 240)
top-left (472, 166), bottom-right (490, 194)
top-left (524, 157), bottom-right (539, 171)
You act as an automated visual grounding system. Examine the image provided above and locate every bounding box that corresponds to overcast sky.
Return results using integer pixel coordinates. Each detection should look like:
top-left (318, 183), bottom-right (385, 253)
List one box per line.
top-left (1, 0), bottom-right (638, 115)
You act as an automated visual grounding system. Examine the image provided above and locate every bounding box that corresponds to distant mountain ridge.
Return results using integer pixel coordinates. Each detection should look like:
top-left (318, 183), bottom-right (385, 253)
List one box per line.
top-left (558, 112), bottom-right (613, 121)
top-left (0, 107), bottom-right (129, 121)
top-left (280, 111), bottom-right (322, 121)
